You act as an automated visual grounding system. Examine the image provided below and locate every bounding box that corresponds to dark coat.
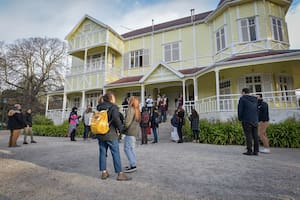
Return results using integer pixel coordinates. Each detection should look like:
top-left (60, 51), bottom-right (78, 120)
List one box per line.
top-left (258, 99), bottom-right (269, 122)
top-left (7, 110), bottom-right (25, 130)
top-left (189, 114), bottom-right (199, 131)
top-left (24, 112), bottom-right (33, 127)
top-left (96, 102), bottom-right (125, 141)
top-left (238, 95), bottom-right (258, 124)
top-left (150, 111), bottom-right (159, 128)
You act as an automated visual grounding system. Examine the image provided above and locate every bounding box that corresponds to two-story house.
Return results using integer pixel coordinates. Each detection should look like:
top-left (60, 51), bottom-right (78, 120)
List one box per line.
top-left (46, 0), bottom-right (300, 124)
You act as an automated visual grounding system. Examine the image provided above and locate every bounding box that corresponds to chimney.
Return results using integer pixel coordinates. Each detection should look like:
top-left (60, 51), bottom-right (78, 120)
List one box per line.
top-left (190, 9), bottom-right (195, 22)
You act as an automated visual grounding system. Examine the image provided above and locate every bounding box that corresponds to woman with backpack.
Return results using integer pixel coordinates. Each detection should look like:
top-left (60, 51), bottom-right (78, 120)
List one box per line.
top-left (123, 96), bottom-right (141, 173)
top-left (68, 107), bottom-right (81, 141)
top-left (140, 106), bottom-right (150, 144)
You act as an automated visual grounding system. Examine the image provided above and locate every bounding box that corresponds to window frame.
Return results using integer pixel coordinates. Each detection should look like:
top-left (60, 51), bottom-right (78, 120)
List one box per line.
top-left (215, 26), bottom-right (226, 52)
top-left (239, 16), bottom-right (258, 42)
top-left (129, 49), bottom-right (149, 69)
top-left (271, 16), bottom-right (284, 42)
top-left (163, 42), bottom-right (181, 63)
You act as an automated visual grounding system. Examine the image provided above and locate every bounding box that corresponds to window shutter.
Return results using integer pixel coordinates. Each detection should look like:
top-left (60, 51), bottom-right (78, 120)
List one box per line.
top-left (123, 52), bottom-right (129, 70)
top-left (143, 49), bottom-right (150, 66)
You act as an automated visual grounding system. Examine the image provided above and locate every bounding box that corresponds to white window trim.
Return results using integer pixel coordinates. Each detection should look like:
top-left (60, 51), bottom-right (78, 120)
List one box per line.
top-left (238, 16), bottom-right (258, 43)
top-left (270, 16), bottom-right (284, 42)
top-left (162, 41), bottom-right (181, 63)
top-left (215, 26), bottom-right (227, 53)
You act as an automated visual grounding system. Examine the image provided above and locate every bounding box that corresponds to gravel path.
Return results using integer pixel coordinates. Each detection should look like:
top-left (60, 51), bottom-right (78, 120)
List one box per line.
top-left (0, 129), bottom-right (299, 200)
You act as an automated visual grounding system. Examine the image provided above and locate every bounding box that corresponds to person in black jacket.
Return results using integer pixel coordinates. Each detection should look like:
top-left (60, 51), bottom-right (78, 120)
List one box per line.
top-left (189, 108), bottom-right (200, 143)
top-left (176, 105), bottom-right (185, 143)
top-left (96, 92), bottom-right (131, 181)
top-left (23, 109), bottom-right (37, 144)
top-left (257, 94), bottom-right (270, 153)
top-left (238, 88), bottom-right (259, 155)
top-left (7, 104), bottom-right (25, 147)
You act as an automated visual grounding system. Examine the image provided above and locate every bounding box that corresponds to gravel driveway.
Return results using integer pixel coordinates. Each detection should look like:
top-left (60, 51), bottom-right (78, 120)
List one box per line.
top-left (0, 130), bottom-right (299, 200)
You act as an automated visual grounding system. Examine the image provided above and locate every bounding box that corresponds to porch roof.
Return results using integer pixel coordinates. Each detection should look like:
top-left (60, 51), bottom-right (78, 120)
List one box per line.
top-left (179, 67), bottom-right (204, 75)
top-left (106, 75), bottom-right (143, 87)
top-left (223, 50), bottom-right (300, 62)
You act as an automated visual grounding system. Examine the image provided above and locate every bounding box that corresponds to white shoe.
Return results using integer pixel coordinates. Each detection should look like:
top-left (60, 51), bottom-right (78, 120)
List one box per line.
top-left (260, 148), bottom-right (270, 153)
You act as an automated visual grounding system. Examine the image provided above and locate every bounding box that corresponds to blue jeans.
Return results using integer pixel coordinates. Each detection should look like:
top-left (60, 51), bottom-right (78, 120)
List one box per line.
top-left (83, 125), bottom-right (90, 139)
top-left (124, 136), bottom-right (136, 167)
top-left (152, 127), bottom-right (158, 142)
top-left (98, 139), bottom-right (122, 173)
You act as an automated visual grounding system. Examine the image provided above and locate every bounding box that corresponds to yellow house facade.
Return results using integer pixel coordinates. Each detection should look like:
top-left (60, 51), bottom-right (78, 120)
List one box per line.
top-left (46, 0), bottom-right (300, 124)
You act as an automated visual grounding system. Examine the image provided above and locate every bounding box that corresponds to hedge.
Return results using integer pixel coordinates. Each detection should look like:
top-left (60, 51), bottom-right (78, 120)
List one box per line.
top-left (183, 118), bottom-right (300, 148)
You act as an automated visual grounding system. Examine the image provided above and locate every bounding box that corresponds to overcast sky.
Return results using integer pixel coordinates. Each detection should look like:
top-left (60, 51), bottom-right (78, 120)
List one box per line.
top-left (0, 0), bottom-right (300, 49)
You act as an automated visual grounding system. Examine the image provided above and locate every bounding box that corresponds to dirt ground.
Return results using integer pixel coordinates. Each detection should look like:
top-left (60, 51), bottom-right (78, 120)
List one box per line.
top-left (0, 130), bottom-right (299, 200)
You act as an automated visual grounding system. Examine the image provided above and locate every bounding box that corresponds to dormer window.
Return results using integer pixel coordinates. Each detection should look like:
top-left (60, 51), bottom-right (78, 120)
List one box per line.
top-left (240, 17), bottom-right (257, 42)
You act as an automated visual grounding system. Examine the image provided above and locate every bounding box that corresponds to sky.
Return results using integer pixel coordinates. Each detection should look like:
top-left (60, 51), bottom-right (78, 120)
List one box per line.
top-left (0, 0), bottom-right (300, 49)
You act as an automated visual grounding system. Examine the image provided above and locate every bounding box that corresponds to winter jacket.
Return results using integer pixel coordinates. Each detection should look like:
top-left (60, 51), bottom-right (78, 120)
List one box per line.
top-left (150, 111), bottom-right (159, 128)
top-left (258, 99), bottom-right (269, 122)
top-left (24, 112), bottom-right (32, 127)
top-left (124, 107), bottom-right (140, 137)
top-left (238, 95), bottom-right (258, 124)
top-left (96, 102), bottom-right (125, 141)
top-left (7, 109), bottom-right (25, 130)
top-left (189, 114), bottom-right (199, 131)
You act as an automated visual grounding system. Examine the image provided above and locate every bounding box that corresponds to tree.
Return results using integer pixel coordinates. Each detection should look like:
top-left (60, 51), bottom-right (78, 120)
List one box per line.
top-left (0, 37), bottom-right (67, 112)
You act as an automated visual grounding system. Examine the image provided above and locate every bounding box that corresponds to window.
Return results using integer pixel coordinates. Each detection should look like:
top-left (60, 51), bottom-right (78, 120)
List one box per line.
top-left (73, 97), bottom-right (81, 108)
top-left (245, 75), bottom-right (262, 93)
top-left (111, 53), bottom-right (115, 68)
top-left (271, 17), bottom-right (284, 41)
top-left (129, 49), bottom-right (149, 68)
top-left (216, 27), bottom-right (226, 52)
top-left (219, 80), bottom-right (232, 110)
top-left (87, 53), bottom-right (105, 70)
top-left (240, 17), bottom-right (257, 42)
top-left (163, 42), bottom-right (180, 62)
top-left (279, 75), bottom-right (293, 100)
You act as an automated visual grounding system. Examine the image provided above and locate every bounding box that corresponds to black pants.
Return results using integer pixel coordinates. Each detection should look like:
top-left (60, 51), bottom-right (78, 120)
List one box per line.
top-left (177, 125), bottom-right (183, 142)
top-left (242, 122), bottom-right (259, 153)
top-left (70, 129), bottom-right (76, 141)
top-left (193, 130), bottom-right (199, 140)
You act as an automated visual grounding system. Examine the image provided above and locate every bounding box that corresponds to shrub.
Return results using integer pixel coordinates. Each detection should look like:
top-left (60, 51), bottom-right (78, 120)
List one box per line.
top-left (33, 115), bottom-right (54, 125)
top-left (184, 118), bottom-right (300, 148)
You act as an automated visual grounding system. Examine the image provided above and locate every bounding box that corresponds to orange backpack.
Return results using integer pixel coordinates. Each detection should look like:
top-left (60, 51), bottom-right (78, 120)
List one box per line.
top-left (90, 109), bottom-right (110, 134)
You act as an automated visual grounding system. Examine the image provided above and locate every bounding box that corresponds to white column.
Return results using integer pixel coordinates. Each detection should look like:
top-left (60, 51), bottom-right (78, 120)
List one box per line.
top-left (215, 69), bottom-right (220, 112)
top-left (84, 48), bottom-right (88, 70)
top-left (81, 91), bottom-right (85, 114)
top-left (193, 77), bottom-right (198, 101)
top-left (45, 94), bottom-right (49, 116)
top-left (182, 80), bottom-right (186, 105)
top-left (62, 93), bottom-right (67, 123)
top-left (141, 84), bottom-right (145, 107)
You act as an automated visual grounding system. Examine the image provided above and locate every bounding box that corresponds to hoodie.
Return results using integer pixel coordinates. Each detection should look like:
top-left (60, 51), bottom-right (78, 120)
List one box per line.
top-left (238, 95), bottom-right (258, 124)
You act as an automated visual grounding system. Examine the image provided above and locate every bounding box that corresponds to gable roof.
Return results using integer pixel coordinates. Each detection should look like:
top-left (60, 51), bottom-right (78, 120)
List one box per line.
top-left (121, 11), bottom-right (212, 39)
top-left (65, 14), bottom-right (121, 40)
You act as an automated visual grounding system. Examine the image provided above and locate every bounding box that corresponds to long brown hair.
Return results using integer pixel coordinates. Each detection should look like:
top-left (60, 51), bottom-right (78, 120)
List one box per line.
top-left (128, 96), bottom-right (141, 122)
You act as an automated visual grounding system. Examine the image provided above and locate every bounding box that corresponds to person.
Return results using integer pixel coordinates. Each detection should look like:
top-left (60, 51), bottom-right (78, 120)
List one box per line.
top-left (82, 106), bottom-right (93, 140)
top-left (170, 110), bottom-right (179, 142)
top-left (176, 105), bottom-right (185, 143)
top-left (140, 106), bottom-right (150, 144)
top-left (68, 107), bottom-right (81, 141)
top-left (257, 94), bottom-right (270, 153)
top-left (123, 96), bottom-right (141, 173)
top-left (238, 88), bottom-right (259, 156)
top-left (189, 108), bottom-right (200, 143)
top-left (159, 95), bottom-right (167, 122)
top-left (178, 94), bottom-right (183, 108)
top-left (96, 92), bottom-right (131, 181)
top-left (23, 109), bottom-right (37, 144)
top-left (145, 95), bottom-right (154, 114)
top-left (7, 104), bottom-right (25, 147)
top-left (122, 96), bottom-right (129, 109)
top-left (150, 106), bottom-right (159, 143)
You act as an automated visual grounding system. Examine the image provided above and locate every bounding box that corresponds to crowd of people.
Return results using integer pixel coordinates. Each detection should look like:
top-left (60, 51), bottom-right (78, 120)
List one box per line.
top-left (6, 89), bottom-right (271, 181)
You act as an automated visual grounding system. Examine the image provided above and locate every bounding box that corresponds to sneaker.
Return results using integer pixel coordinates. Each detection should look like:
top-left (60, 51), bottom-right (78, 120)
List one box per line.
top-left (253, 152), bottom-right (258, 156)
top-left (243, 151), bottom-right (253, 156)
top-left (124, 166), bottom-right (137, 173)
top-left (124, 166), bottom-right (130, 170)
top-left (31, 141), bottom-right (37, 143)
top-left (116, 172), bottom-right (132, 181)
top-left (260, 148), bottom-right (270, 153)
top-left (23, 141), bottom-right (28, 144)
top-left (101, 171), bottom-right (109, 180)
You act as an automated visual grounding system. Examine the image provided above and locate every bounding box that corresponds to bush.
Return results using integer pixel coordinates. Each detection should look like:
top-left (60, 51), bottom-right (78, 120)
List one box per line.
top-left (33, 115), bottom-right (54, 125)
top-left (32, 120), bottom-right (84, 137)
top-left (183, 118), bottom-right (300, 148)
